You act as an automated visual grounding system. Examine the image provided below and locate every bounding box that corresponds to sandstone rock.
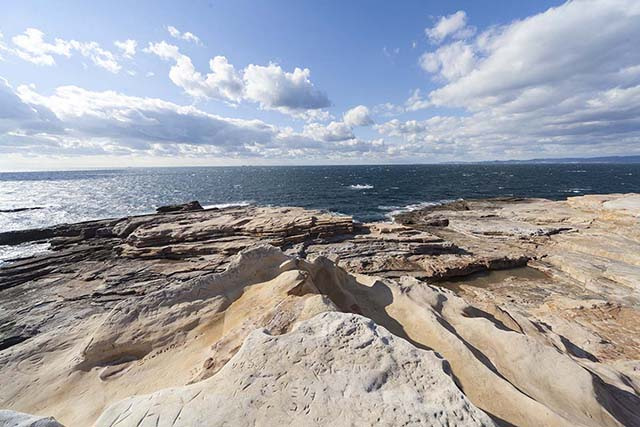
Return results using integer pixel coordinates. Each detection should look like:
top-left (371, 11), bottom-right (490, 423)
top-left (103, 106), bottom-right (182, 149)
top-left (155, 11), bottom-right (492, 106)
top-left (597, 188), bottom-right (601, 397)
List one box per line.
top-left (95, 312), bottom-right (496, 427)
top-left (1, 195), bottom-right (640, 427)
top-left (0, 410), bottom-right (63, 427)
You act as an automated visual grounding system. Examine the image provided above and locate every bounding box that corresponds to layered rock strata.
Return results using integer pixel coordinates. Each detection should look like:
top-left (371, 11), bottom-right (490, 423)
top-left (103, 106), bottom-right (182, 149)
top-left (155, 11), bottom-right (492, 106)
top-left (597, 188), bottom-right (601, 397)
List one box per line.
top-left (0, 194), bottom-right (639, 426)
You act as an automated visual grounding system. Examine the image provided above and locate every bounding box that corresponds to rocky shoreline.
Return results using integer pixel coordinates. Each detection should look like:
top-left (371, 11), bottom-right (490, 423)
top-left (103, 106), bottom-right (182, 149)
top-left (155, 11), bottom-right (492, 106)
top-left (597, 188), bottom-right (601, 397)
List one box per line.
top-left (1, 194), bottom-right (639, 426)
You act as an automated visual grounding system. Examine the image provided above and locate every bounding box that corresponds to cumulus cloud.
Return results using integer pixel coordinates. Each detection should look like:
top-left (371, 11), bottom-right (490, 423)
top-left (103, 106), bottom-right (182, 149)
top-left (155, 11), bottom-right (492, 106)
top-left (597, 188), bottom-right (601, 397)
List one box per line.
top-left (114, 39), bottom-right (137, 58)
top-left (10, 28), bottom-right (72, 66)
top-left (391, 0), bottom-right (640, 159)
top-left (303, 121), bottom-right (354, 142)
top-left (426, 0), bottom-right (640, 109)
top-left (146, 42), bottom-right (330, 118)
top-left (0, 78), bottom-right (62, 135)
top-left (243, 63), bottom-right (330, 114)
top-left (404, 89), bottom-right (431, 112)
top-left (167, 25), bottom-right (201, 44)
top-left (6, 0), bottom-right (639, 163)
top-left (425, 11), bottom-right (475, 44)
top-left (343, 105), bottom-right (373, 127)
top-left (419, 41), bottom-right (476, 81)
top-left (13, 83), bottom-right (279, 153)
top-left (6, 28), bottom-right (121, 72)
top-left (300, 105), bottom-right (376, 144)
top-left (0, 76), bottom-right (389, 160)
top-left (145, 41), bottom-right (244, 102)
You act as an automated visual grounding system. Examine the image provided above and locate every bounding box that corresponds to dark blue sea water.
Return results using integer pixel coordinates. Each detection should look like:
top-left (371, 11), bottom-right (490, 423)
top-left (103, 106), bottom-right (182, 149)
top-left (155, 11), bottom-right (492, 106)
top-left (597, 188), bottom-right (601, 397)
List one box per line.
top-left (2, 164), bottom-right (639, 233)
top-left (1, 163), bottom-right (639, 262)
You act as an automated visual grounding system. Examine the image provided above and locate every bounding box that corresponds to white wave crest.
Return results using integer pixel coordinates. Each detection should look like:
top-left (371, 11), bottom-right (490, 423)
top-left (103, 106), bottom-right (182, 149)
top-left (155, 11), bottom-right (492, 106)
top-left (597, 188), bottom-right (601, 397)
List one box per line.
top-left (202, 201), bottom-right (253, 209)
top-left (379, 199), bottom-right (459, 221)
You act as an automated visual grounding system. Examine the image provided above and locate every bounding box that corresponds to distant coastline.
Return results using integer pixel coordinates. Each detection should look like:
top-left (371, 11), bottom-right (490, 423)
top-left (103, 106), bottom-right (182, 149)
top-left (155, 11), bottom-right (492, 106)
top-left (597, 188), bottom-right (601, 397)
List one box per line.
top-left (451, 154), bottom-right (640, 165)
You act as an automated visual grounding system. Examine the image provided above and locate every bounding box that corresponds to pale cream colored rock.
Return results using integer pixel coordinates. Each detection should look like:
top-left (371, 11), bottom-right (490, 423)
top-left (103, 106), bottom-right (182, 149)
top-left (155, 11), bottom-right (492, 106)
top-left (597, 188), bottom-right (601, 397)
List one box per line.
top-left (95, 312), bottom-right (496, 427)
top-left (2, 195), bottom-right (640, 427)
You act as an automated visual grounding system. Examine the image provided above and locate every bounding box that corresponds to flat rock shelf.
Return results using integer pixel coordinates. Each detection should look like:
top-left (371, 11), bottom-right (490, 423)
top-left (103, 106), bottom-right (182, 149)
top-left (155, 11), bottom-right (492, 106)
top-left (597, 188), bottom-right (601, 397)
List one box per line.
top-left (1, 194), bottom-right (639, 426)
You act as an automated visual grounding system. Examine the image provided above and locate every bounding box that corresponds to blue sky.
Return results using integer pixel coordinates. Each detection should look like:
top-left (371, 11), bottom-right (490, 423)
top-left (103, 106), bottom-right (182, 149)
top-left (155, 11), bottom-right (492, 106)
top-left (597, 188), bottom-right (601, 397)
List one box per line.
top-left (1, 0), bottom-right (639, 170)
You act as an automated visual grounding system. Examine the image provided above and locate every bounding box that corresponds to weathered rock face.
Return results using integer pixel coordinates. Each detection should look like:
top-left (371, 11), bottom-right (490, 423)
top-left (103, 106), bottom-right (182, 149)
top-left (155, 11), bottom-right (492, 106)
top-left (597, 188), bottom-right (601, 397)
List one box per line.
top-left (155, 200), bottom-right (203, 213)
top-left (1, 194), bottom-right (639, 427)
top-left (0, 410), bottom-right (62, 427)
top-left (95, 312), bottom-right (496, 427)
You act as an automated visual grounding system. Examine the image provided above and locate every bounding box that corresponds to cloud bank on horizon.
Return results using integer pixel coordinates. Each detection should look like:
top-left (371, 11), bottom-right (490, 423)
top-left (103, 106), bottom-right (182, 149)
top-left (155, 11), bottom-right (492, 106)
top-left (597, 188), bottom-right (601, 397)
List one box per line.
top-left (0, 0), bottom-right (639, 169)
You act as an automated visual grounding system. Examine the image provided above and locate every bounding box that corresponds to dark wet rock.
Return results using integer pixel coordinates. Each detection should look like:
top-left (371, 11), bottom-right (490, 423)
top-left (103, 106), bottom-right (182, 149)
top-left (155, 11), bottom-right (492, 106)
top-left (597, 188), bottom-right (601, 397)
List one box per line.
top-left (424, 217), bottom-right (449, 227)
top-left (155, 200), bottom-right (203, 213)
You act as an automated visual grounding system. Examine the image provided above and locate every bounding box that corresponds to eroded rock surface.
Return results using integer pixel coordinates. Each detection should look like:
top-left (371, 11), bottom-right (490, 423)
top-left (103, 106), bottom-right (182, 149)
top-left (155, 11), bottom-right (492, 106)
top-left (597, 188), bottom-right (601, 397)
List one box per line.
top-left (0, 410), bottom-right (62, 427)
top-left (95, 312), bottom-right (496, 427)
top-left (1, 194), bottom-right (639, 426)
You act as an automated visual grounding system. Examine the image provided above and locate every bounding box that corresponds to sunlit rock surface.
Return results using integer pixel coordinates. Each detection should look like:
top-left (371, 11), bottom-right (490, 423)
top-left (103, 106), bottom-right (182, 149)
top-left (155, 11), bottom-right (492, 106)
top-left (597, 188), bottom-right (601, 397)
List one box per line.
top-left (1, 195), bottom-right (639, 426)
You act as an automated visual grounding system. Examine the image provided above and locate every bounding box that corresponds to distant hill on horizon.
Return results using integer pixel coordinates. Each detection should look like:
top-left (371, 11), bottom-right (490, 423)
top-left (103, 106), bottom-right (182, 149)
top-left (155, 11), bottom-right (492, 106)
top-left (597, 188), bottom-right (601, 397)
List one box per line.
top-left (464, 155), bottom-right (640, 165)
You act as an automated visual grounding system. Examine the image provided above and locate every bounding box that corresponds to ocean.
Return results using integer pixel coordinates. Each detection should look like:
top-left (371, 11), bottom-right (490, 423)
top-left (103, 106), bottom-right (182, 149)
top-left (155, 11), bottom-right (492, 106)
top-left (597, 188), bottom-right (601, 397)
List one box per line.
top-left (1, 164), bottom-right (639, 263)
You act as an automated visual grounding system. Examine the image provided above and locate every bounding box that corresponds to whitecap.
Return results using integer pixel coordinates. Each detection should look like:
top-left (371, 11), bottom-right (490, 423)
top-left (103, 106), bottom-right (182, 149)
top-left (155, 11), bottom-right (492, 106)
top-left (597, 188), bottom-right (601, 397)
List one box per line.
top-left (559, 188), bottom-right (591, 194)
top-left (202, 201), bottom-right (253, 209)
top-left (349, 184), bottom-right (374, 190)
top-left (381, 199), bottom-right (459, 221)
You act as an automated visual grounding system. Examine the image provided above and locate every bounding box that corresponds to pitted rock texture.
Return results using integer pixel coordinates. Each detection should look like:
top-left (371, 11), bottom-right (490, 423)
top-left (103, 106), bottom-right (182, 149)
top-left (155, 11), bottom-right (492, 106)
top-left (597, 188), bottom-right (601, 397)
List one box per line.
top-left (95, 312), bottom-right (496, 427)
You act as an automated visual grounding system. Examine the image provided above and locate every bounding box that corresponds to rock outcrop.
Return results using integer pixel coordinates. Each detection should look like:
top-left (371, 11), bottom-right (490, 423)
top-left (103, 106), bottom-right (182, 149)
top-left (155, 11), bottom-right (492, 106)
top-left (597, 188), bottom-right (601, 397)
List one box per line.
top-left (0, 410), bottom-right (62, 427)
top-left (95, 312), bottom-right (496, 427)
top-left (0, 194), bottom-right (639, 426)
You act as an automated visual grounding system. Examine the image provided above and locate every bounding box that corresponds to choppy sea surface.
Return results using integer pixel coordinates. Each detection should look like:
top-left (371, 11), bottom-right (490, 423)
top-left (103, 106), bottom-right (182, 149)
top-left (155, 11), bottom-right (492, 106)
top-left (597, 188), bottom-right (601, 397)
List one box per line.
top-left (1, 164), bottom-right (639, 263)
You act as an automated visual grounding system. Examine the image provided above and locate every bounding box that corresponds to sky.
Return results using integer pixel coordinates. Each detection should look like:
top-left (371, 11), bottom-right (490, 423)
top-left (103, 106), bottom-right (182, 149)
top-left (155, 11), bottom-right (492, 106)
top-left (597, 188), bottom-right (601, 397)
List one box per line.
top-left (1, 0), bottom-right (639, 170)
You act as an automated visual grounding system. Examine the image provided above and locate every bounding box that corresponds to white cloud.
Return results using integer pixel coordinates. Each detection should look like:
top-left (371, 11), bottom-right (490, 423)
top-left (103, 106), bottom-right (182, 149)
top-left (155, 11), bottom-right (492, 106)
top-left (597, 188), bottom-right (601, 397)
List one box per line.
top-left (343, 105), bottom-right (373, 127)
top-left (146, 42), bottom-right (330, 118)
top-left (70, 41), bottom-right (121, 73)
top-left (404, 89), bottom-right (431, 112)
top-left (303, 121), bottom-right (354, 142)
top-left (427, 0), bottom-right (640, 109)
top-left (0, 32), bottom-right (6, 61)
top-left (6, 0), bottom-right (639, 163)
top-left (301, 105), bottom-right (374, 143)
top-left (10, 82), bottom-right (285, 155)
top-left (390, 0), bottom-right (640, 159)
top-left (114, 39), bottom-right (137, 58)
top-left (145, 41), bottom-right (244, 102)
top-left (0, 78), bottom-right (62, 135)
top-left (425, 11), bottom-right (475, 44)
top-left (1, 77), bottom-right (387, 160)
top-left (11, 28), bottom-right (72, 66)
top-left (243, 63), bottom-right (330, 115)
top-left (167, 25), bottom-right (201, 44)
top-left (419, 41), bottom-right (476, 81)
top-left (7, 28), bottom-right (121, 72)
